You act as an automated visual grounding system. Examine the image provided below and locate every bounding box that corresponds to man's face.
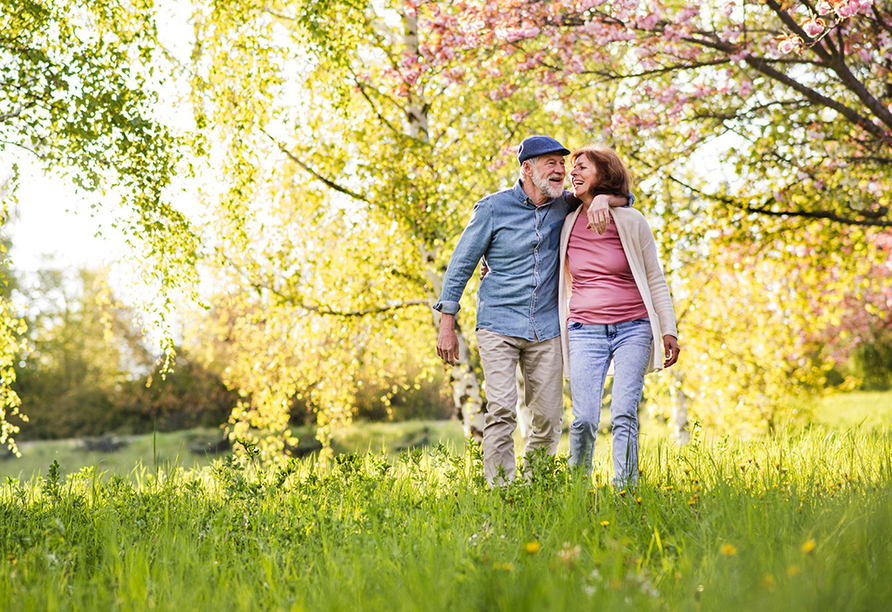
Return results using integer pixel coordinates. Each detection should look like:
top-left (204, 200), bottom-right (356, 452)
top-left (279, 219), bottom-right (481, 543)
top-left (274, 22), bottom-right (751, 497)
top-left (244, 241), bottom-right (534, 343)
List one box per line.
top-left (528, 154), bottom-right (566, 199)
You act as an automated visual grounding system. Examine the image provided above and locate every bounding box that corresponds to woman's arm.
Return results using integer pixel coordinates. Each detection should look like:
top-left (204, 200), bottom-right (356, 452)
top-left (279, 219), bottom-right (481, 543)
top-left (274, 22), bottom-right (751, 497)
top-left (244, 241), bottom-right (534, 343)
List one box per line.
top-left (585, 193), bottom-right (634, 234)
top-left (638, 219), bottom-right (680, 366)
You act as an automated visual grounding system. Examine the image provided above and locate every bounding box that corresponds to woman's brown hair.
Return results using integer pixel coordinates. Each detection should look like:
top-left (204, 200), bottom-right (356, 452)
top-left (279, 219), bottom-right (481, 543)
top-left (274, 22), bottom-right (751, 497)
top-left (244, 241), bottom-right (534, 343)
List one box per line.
top-left (569, 144), bottom-right (632, 198)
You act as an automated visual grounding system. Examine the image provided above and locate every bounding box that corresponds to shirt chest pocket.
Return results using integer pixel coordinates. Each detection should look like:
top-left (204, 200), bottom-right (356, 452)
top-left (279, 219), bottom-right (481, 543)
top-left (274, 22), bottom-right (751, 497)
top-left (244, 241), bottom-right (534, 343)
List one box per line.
top-left (545, 219), bottom-right (564, 250)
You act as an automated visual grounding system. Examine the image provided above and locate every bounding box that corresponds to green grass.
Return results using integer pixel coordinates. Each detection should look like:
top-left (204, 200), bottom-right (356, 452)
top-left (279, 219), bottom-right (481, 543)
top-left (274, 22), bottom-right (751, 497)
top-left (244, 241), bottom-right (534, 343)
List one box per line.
top-left (1, 429), bottom-right (223, 482)
top-left (4, 388), bottom-right (888, 483)
top-left (1, 391), bottom-right (890, 611)
top-left (814, 390), bottom-right (892, 429)
top-left (1, 426), bottom-right (891, 611)
top-left (0, 421), bottom-right (468, 483)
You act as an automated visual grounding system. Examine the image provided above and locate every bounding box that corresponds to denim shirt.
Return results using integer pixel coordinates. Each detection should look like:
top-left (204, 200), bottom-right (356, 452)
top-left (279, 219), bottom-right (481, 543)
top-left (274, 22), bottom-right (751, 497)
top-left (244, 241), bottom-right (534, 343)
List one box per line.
top-left (434, 180), bottom-right (574, 342)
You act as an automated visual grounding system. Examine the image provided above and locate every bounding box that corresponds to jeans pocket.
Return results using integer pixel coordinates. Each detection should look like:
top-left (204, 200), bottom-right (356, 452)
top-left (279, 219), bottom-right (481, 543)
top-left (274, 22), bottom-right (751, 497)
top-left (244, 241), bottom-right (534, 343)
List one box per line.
top-left (568, 321), bottom-right (583, 331)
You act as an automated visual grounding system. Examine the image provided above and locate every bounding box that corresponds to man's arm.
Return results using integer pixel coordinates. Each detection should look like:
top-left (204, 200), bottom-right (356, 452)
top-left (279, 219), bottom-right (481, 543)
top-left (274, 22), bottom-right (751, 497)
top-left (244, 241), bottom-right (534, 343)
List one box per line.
top-left (433, 200), bottom-right (493, 364)
top-left (586, 193), bottom-right (634, 234)
top-left (437, 314), bottom-right (460, 365)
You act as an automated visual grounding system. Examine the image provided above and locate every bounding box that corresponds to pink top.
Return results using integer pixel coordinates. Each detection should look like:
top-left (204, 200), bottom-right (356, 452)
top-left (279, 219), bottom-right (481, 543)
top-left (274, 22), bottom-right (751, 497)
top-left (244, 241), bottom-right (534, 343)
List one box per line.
top-left (567, 214), bottom-right (649, 324)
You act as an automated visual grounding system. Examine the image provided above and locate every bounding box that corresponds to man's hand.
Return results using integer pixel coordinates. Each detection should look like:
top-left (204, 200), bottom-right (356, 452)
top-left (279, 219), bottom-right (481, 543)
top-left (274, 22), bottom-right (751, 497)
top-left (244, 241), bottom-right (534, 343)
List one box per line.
top-left (585, 194), bottom-right (611, 235)
top-left (437, 314), bottom-right (461, 365)
top-left (663, 335), bottom-right (680, 368)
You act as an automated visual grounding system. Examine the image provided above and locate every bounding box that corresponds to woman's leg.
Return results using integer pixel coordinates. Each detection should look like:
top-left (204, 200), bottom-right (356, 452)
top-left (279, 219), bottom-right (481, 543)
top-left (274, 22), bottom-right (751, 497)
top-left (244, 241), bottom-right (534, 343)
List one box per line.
top-left (568, 322), bottom-right (612, 476)
top-left (609, 319), bottom-right (653, 488)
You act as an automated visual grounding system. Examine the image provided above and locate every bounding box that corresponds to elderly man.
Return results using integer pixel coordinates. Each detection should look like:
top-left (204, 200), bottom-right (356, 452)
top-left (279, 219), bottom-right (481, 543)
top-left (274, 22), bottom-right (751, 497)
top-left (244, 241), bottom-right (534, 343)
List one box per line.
top-left (434, 135), bottom-right (630, 485)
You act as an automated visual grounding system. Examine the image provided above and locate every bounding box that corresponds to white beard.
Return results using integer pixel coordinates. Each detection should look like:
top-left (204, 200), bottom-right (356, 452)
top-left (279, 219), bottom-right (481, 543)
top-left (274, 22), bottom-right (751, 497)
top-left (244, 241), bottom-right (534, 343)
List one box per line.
top-left (531, 165), bottom-right (564, 199)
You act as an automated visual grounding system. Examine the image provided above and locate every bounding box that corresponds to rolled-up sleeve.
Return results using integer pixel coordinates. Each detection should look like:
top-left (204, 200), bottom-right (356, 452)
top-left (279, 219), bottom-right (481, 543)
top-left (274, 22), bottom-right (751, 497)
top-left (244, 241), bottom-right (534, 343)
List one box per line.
top-left (433, 199), bottom-right (493, 314)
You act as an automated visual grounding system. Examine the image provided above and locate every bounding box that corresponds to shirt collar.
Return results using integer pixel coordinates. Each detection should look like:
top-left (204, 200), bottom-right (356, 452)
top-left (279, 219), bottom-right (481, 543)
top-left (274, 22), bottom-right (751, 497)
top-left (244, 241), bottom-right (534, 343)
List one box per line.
top-left (513, 179), bottom-right (557, 207)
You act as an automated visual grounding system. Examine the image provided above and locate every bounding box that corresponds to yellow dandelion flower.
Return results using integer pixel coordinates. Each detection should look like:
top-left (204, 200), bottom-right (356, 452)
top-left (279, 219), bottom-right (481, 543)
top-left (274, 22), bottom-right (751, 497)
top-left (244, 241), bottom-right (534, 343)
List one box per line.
top-left (787, 564), bottom-right (801, 577)
top-left (800, 539), bottom-right (816, 554)
top-left (524, 541), bottom-right (541, 554)
top-left (762, 574), bottom-right (776, 591)
top-left (720, 544), bottom-right (738, 556)
top-left (600, 520), bottom-right (610, 527)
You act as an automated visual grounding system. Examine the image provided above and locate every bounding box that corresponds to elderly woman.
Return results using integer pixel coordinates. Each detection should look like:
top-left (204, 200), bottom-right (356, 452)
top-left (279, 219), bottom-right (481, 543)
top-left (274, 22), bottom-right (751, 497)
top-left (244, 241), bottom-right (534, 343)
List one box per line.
top-left (558, 144), bottom-right (679, 487)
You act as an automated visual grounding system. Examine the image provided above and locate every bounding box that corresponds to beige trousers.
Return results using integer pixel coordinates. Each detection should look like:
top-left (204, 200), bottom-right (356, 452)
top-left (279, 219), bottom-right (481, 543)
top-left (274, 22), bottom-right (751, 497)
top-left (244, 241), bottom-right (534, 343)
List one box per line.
top-left (476, 329), bottom-right (564, 485)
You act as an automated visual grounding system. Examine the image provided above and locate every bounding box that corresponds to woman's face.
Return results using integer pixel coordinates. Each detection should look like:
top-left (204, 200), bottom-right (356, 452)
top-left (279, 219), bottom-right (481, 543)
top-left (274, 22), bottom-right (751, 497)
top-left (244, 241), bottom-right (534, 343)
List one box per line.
top-left (570, 155), bottom-right (599, 199)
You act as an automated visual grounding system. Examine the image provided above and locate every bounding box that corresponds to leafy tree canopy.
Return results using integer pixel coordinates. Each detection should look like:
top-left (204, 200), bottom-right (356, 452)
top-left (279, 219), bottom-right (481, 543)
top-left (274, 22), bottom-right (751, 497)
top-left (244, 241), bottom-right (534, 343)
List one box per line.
top-left (2, 0), bottom-right (891, 453)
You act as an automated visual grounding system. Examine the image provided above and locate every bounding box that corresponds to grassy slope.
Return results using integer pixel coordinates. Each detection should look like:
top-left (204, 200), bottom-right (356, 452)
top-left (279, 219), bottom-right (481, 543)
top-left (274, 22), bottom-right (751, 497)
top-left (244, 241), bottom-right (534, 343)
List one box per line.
top-left (1, 426), bottom-right (890, 611)
top-left (2, 390), bottom-right (888, 482)
top-left (813, 390), bottom-right (892, 429)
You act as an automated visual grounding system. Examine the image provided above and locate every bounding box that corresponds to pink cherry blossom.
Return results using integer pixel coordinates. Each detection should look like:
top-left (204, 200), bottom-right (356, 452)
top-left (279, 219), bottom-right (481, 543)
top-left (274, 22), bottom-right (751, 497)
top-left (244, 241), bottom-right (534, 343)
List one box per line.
top-left (777, 35), bottom-right (803, 55)
top-left (638, 13), bottom-right (659, 29)
top-left (403, 68), bottom-right (420, 85)
top-left (567, 55), bottom-right (585, 73)
top-left (801, 17), bottom-right (825, 38)
top-left (835, 1), bottom-right (857, 18)
top-left (855, 0), bottom-right (874, 12)
top-left (815, 0), bottom-right (833, 14)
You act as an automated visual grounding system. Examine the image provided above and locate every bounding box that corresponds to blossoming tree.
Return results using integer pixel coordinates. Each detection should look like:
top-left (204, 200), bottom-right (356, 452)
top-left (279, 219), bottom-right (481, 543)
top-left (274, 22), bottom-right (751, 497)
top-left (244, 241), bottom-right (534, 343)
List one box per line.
top-left (188, 0), bottom-right (891, 445)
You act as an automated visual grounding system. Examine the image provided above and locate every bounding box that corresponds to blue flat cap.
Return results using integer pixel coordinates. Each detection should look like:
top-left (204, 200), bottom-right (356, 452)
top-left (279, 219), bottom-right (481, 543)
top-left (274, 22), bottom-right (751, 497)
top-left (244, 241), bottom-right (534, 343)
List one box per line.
top-left (517, 135), bottom-right (570, 164)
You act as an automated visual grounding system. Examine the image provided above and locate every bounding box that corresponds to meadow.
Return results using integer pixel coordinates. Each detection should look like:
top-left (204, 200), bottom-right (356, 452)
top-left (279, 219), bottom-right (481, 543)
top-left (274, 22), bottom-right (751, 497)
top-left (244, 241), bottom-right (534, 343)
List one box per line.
top-left (0, 392), bottom-right (890, 611)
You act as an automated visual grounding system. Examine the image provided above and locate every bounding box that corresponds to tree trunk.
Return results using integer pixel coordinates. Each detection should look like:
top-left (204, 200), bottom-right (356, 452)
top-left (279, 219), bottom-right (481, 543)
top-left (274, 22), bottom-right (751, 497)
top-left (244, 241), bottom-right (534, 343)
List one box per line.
top-left (671, 368), bottom-right (690, 445)
top-left (515, 365), bottom-right (533, 446)
top-left (406, 8), bottom-right (484, 441)
top-left (403, 9), bottom-right (429, 142)
top-left (450, 318), bottom-right (486, 442)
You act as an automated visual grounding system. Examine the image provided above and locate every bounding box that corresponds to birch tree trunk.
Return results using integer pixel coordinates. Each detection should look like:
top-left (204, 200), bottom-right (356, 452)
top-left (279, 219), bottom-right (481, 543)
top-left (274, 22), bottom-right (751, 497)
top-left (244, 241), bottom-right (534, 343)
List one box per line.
top-left (515, 365), bottom-right (533, 446)
top-left (407, 10), bottom-right (484, 441)
top-left (671, 368), bottom-right (690, 445)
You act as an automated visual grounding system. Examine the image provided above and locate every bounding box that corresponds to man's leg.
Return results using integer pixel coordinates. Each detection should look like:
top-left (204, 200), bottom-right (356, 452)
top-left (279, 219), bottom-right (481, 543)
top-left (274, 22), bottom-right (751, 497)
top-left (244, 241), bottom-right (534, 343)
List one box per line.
top-left (519, 336), bottom-right (564, 456)
top-left (515, 365), bottom-right (533, 447)
top-left (476, 329), bottom-right (522, 486)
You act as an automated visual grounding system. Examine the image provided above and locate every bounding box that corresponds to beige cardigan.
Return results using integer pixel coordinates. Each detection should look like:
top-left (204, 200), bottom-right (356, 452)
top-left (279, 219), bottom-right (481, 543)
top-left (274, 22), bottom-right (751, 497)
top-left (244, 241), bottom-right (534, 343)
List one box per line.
top-left (559, 205), bottom-right (678, 377)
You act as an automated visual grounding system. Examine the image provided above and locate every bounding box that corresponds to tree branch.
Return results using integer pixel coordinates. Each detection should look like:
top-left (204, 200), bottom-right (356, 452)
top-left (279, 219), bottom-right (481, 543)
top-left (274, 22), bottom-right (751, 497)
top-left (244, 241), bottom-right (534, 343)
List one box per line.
top-left (741, 53), bottom-right (885, 138)
top-left (219, 250), bottom-right (432, 318)
top-left (0, 103), bottom-right (33, 122)
top-left (871, 5), bottom-right (892, 37)
top-left (630, 152), bottom-right (892, 227)
top-left (764, 0), bottom-right (892, 131)
top-left (743, 204), bottom-right (891, 226)
top-left (294, 299), bottom-right (431, 317)
top-left (261, 276), bottom-right (431, 317)
top-left (352, 79), bottom-right (408, 137)
top-left (266, 133), bottom-right (370, 203)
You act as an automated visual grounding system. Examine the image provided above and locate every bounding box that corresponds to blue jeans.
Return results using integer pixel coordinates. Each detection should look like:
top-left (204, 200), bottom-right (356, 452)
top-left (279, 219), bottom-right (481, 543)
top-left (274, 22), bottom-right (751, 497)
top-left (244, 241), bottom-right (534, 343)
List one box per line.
top-left (567, 318), bottom-right (652, 487)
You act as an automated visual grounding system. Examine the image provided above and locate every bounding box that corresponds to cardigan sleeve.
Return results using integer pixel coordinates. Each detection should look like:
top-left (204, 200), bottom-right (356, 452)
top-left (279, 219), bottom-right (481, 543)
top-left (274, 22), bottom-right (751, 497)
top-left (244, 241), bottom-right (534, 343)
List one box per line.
top-left (638, 219), bottom-right (678, 338)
